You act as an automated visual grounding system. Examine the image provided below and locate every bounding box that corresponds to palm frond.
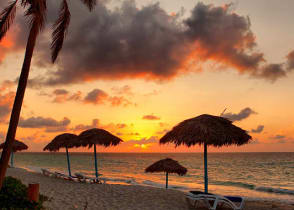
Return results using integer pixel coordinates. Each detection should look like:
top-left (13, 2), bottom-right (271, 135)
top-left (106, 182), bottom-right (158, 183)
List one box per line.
top-left (80, 0), bottom-right (96, 11)
top-left (51, 0), bottom-right (71, 63)
top-left (0, 0), bottom-right (18, 41)
top-left (24, 0), bottom-right (47, 33)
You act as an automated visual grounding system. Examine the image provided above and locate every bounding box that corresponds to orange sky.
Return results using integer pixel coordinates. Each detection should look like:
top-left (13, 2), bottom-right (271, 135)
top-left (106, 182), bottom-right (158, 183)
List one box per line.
top-left (0, 0), bottom-right (294, 152)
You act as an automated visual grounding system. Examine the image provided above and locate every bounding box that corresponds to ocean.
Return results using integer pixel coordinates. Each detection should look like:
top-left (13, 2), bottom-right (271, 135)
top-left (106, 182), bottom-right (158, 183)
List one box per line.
top-left (8, 152), bottom-right (294, 203)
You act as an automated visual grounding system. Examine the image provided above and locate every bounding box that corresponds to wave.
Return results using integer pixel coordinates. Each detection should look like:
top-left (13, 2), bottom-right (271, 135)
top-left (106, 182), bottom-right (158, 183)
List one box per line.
top-left (213, 180), bottom-right (294, 196)
top-left (104, 177), bottom-right (138, 185)
top-left (255, 186), bottom-right (294, 195)
top-left (213, 180), bottom-right (255, 190)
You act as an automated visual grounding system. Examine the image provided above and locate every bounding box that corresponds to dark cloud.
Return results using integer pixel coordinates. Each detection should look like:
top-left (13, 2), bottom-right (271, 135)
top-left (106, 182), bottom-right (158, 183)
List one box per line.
top-left (84, 89), bottom-right (109, 104)
top-left (73, 119), bottom-right (99, 131)
top-left (221, 107), bottom-right (256, 122)
top-left (19, 116), bottom-right (71, 128)
top-left (287, 50), bottom-right (294, 71)
top-left (51, 89), bottom-right (81, 103)
top-left (251, 125), bottom-right (264, 133)
top-left (273, 135), bottom-right (285, 140)
top-left (53, 89), bottom-right (69, 95)
top-left (254, 64), bottom-right (287, 82)
top-left (1, 1), bottom-right (293, 84)
top-left (142, 114), bottom-right (160, 120)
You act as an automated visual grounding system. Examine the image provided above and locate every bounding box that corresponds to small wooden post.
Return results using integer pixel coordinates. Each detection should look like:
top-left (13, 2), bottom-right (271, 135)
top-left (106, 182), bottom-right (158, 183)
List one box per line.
top-left (28, 183), bottom-right (39, 202)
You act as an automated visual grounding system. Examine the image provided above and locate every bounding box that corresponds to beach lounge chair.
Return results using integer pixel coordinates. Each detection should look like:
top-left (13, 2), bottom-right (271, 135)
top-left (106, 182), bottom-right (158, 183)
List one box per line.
top-left (41, 168), bottom-right (55, 177)
top-left (74, 173), bottom-right (105, 184)
top-left (186, 191), bottom-right (244, 210)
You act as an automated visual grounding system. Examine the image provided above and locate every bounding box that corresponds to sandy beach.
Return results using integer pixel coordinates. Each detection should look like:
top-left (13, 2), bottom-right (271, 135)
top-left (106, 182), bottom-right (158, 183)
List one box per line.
top-left (4, 167), bottom-right (294, 210)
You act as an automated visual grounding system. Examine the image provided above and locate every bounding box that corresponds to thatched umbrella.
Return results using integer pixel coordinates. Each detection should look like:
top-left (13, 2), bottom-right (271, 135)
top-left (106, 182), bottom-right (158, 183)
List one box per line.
top-left (78, 128), bottom-right (123, 178)
top-left (160, 114), bottom-right (251, 193)
top-left (43, 133), bottom-right (79, 177)
top-left (0, 140), bottom-right (28, 167)
top-left (145, 158), bottom-right (187, 189)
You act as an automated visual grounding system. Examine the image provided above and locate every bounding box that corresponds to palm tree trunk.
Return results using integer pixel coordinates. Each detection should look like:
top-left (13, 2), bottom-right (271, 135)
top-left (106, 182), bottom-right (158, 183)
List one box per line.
top-left (0, 22), bottom-right (39, 189)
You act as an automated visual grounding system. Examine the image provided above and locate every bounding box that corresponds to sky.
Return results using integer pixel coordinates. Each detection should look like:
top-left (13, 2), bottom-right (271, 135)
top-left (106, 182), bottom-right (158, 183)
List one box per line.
top-left (0, 0), bottom-right (294, 152)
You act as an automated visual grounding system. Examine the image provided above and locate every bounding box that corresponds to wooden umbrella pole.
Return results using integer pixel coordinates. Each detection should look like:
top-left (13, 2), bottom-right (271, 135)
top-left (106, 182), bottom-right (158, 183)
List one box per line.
top-left (204, 143), bottom-right (208, 193)
top-left (166, 172), bottom-right (168, 189)
top-left (94, 144), bottom-right (98, 178)
top-left (65, 147), bottom-right (71, 177)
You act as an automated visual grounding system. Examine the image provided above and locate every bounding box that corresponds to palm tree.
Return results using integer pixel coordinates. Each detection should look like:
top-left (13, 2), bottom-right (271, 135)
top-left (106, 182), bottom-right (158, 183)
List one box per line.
top-left (0, 0), bottom-right (96, 188)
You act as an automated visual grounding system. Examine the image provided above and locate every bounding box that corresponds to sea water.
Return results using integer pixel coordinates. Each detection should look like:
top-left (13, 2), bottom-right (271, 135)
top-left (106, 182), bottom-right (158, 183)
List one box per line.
top-left (8, 152), bottom-right (294, 203)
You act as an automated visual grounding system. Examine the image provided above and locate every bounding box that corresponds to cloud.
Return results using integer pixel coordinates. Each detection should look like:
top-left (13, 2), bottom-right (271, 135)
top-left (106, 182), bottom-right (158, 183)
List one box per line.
top-left (272, 135), bottom-right (285, 140)
top-left (53, 89), bottom-right (69, 95)
top-left (122, 136), bottom-right (159, 149)
top-left (72, 119), bottom-right (99, 131)
top-left (84, 89), bottom-right (133, 106)
top-left (19, 116), bottom-right (70, 128)
top-left (287, 50), bottom-right (294, 70)
top-left (271, 135), bottom-right (291, 144)
top-left (250, 139), bottom-right (260, 144)
top-left (111, 85), bottom-right (134, 96)
top-left (84, 89), bottom-right (109, 104)
top-left (221, 107), bottom-right (256, 122)
top-left (142, 114), bottom-right (160, 120)
top-left (116, 123), bottom-right (127, 129)
top-left (6, 1), bottom-right (290, 86)
top-left (0, 81), bottom-right (15, 122)
top-left (108, 96), bottom-right (132, 107)
top-left (251, 125), bottom-right (264, 133)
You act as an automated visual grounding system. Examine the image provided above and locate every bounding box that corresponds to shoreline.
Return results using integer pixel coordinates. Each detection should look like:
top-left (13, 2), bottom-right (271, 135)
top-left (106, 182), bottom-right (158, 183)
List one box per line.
top-left (5, 167), bottom-right (294, 210)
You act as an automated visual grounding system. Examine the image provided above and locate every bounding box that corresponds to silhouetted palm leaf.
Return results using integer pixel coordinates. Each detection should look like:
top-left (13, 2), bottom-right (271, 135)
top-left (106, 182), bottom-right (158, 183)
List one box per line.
top-left (24, 0), bottom-right (47, 32)
top-left (0, 0), bottom-right (18, 41)
top-left (81, 0), bottom-right (96, 11)
top-left (51, 0), bottom-right (71, 63)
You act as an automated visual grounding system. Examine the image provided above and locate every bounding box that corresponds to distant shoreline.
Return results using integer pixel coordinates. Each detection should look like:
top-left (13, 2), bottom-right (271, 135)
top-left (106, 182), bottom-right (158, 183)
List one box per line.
top-left (12, 151), bottom-right (294, 154)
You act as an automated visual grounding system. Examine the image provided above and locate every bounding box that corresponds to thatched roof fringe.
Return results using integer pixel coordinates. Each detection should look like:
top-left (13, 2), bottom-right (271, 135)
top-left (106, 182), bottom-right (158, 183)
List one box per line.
top-left (78, 128), bottom-right (123, 148)
top-left (160, 114), bottom-right (251, 147)
top-left (43, 133), bottom-right (80, 152)
top-left (145, 158), bottom-right (187, 176)
top-left (0, 140), bottom-right (28, 152)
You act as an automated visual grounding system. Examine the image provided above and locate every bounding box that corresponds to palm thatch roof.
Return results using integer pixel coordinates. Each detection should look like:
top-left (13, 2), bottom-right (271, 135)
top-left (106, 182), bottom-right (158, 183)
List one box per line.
top-left (145, 158), bottom-right (187, 176)
top-left (43, 133), bottom-right (79, 152)
top-left (0, 140), bottom-right (28, 152)
top-left (78, 128), bottom-right (123, 148)
top-left (160, 114), bottom-right (252, 147)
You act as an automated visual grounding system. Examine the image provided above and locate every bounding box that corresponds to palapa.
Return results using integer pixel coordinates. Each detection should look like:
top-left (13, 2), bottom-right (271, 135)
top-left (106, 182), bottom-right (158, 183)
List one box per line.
top-left (145, 158), bottom-right (187, 189)
top-left (78, 128), bottom-right (123, 178)
top-left (0, 140), bottom-right (28, 152)
top-left (43, 133), bottom-right (80, 152)
top-left (43, 133), bottom-right (79, 176)
top-left (160, 114), bottom-right (251, 192)
top-left (0, 140), bottom-right (28, 167)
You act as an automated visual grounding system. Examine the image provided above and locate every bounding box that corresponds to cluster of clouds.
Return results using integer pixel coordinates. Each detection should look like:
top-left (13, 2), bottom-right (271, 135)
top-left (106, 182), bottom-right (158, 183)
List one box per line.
top-left (17, 116), bottom-right (130, 134)
top-left (39, 87), bottom-right (134, 107)
top-left (221, 107), bottom-right (265, 135)
top-left (1, 1), bottom-right (294, 86)
top-left (221, 107), bottom-right (256, 122)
